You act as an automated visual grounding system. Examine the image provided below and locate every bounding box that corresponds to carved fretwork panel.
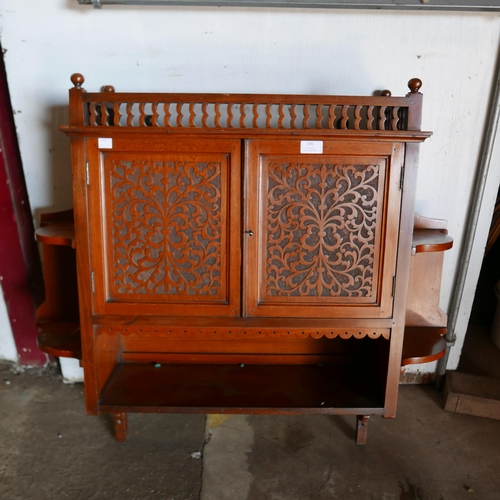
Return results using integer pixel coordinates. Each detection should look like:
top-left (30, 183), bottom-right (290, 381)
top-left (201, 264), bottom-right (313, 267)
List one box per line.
top-left (88, 139), bottom-right (242, 317)
top-left (245, 140), bottom-right (402, 319)
top-left (108, 158), bottom-right (222, 297)
top-left (265, 161), bottom-right (381, 298)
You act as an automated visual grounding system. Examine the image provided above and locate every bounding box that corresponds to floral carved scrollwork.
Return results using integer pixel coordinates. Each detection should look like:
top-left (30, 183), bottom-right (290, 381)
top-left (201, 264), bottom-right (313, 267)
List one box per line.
top-left (110, 159), bottom-right (222, 296)
top-left (266, 161), bottom-right (381, 297)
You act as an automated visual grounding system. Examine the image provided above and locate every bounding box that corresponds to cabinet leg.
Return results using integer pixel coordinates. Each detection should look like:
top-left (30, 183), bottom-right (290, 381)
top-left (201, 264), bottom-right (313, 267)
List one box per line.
top-left (114, 412), bottom-right (128, 442)
top-left (356, 415), bottom-right (370, 445)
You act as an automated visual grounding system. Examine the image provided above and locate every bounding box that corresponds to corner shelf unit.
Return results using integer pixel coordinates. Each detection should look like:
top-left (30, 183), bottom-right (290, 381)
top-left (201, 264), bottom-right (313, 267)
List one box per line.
top-left (401, 215), bottom-right (453, 370)
top-left (35, 210), bottom-right (81, 361)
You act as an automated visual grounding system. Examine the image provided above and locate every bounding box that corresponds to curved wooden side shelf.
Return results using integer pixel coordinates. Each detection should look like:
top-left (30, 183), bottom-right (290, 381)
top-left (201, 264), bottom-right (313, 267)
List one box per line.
top-left (411, 229), bottom-right (453, 255)
top-left (35, 223), bottom-right (76, 248)
top-left (37, 322), bottom-right (82, 359)
top-left (402, 327), bottom-right (447, 366)
top-left (36, 209), bottom-right (76, 248)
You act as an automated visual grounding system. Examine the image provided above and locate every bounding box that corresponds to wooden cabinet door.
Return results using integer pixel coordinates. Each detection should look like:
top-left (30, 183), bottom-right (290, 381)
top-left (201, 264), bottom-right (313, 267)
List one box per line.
top-left (86, 137), bottom-right (241, 317)
top-left (244, 139), bottom-right (403, 319)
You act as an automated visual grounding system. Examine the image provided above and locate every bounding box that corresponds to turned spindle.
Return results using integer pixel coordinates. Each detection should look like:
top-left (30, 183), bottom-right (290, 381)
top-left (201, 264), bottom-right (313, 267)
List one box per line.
top-left (408, 78), bottom-right (423, 94)
top-left (70, 73), bottom-right (85, 89)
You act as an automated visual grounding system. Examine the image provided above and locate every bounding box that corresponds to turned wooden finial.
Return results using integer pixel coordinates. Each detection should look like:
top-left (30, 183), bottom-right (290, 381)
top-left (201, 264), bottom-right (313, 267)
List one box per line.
top-left (381, 90), bottom-right (392, 97)
top-left (71, 73), bottom-right (85, 89)
top-left (408, 78), bottom-right (423, 93)
top-left (103, 85), bottom-right (115, 92)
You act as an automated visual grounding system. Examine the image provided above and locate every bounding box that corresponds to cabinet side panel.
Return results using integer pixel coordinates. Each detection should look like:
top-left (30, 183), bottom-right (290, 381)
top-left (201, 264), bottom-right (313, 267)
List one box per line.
top-left (71, 137), bottom-right (99, 415)
top-left (384, 143), bottom-right (420, 417)
top-left (95, 330), bottom-right (121, 395)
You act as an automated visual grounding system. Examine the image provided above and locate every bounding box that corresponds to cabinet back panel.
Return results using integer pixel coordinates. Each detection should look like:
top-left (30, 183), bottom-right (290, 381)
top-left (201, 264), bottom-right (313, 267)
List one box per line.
top-left (115, 336), bottom-right (390, 377)
top-left (110, 329), bottom-right (390, 366)
top-left (120, 334), bottom-right (382, 355)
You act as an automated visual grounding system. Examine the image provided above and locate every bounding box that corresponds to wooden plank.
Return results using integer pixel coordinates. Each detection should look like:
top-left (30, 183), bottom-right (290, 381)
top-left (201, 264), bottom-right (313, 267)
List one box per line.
top-left (122, 352), bottom-right (358, 365)
top-left (444, 371), bottom-right (500, 420)
top-left (80, 91), bottom-right (414, 107)
top-left (60, 125), bottom-right (432, 142)
top-left (0, 42), bottom-right (45, 365)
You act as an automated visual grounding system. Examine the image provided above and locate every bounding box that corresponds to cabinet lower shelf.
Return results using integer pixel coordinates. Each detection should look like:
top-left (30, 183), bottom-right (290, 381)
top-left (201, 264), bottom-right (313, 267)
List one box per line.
top-left (99, 362), bottom-right (386, 415)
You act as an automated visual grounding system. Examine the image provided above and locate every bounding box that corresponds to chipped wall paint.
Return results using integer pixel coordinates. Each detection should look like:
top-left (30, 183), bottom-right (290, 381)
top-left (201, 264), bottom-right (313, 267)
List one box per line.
top-left (1, 0), bottom-right (500, 372)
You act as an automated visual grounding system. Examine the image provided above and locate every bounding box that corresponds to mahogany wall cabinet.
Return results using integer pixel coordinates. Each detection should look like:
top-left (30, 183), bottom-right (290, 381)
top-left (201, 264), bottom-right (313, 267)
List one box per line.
top-left (56, 74), bottom-right (433, 444)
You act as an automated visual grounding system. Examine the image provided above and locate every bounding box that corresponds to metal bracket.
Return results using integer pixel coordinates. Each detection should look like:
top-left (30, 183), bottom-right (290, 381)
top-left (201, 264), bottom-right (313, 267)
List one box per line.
top-left (446, 335), bottom-right (457, 348)
top-left (91, 0), bottom-right (102, 8)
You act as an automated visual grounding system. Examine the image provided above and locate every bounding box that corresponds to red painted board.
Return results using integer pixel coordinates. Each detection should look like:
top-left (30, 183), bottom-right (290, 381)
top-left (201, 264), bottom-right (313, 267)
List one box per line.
top-left (0, 44), bottom-right (45, 365)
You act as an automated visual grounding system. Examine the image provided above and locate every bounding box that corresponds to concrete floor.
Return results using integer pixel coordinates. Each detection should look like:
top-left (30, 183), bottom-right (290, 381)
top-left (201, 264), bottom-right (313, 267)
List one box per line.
top-left (1, 353), bottom-right (500, 500)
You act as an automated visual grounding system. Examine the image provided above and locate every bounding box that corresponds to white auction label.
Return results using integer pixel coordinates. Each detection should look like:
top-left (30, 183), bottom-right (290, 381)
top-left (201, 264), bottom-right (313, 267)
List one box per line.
top-left (98, 138), bottom-right (113, 149)
top-left (300, 140), bottom-right (323, 154)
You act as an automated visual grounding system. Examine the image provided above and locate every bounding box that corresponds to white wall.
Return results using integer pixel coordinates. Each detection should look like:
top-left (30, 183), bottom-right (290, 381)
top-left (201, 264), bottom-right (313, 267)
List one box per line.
top-left (0, 285), bottom-right (18, 362)
top-left (1, 0), bottom-right (500, 371)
